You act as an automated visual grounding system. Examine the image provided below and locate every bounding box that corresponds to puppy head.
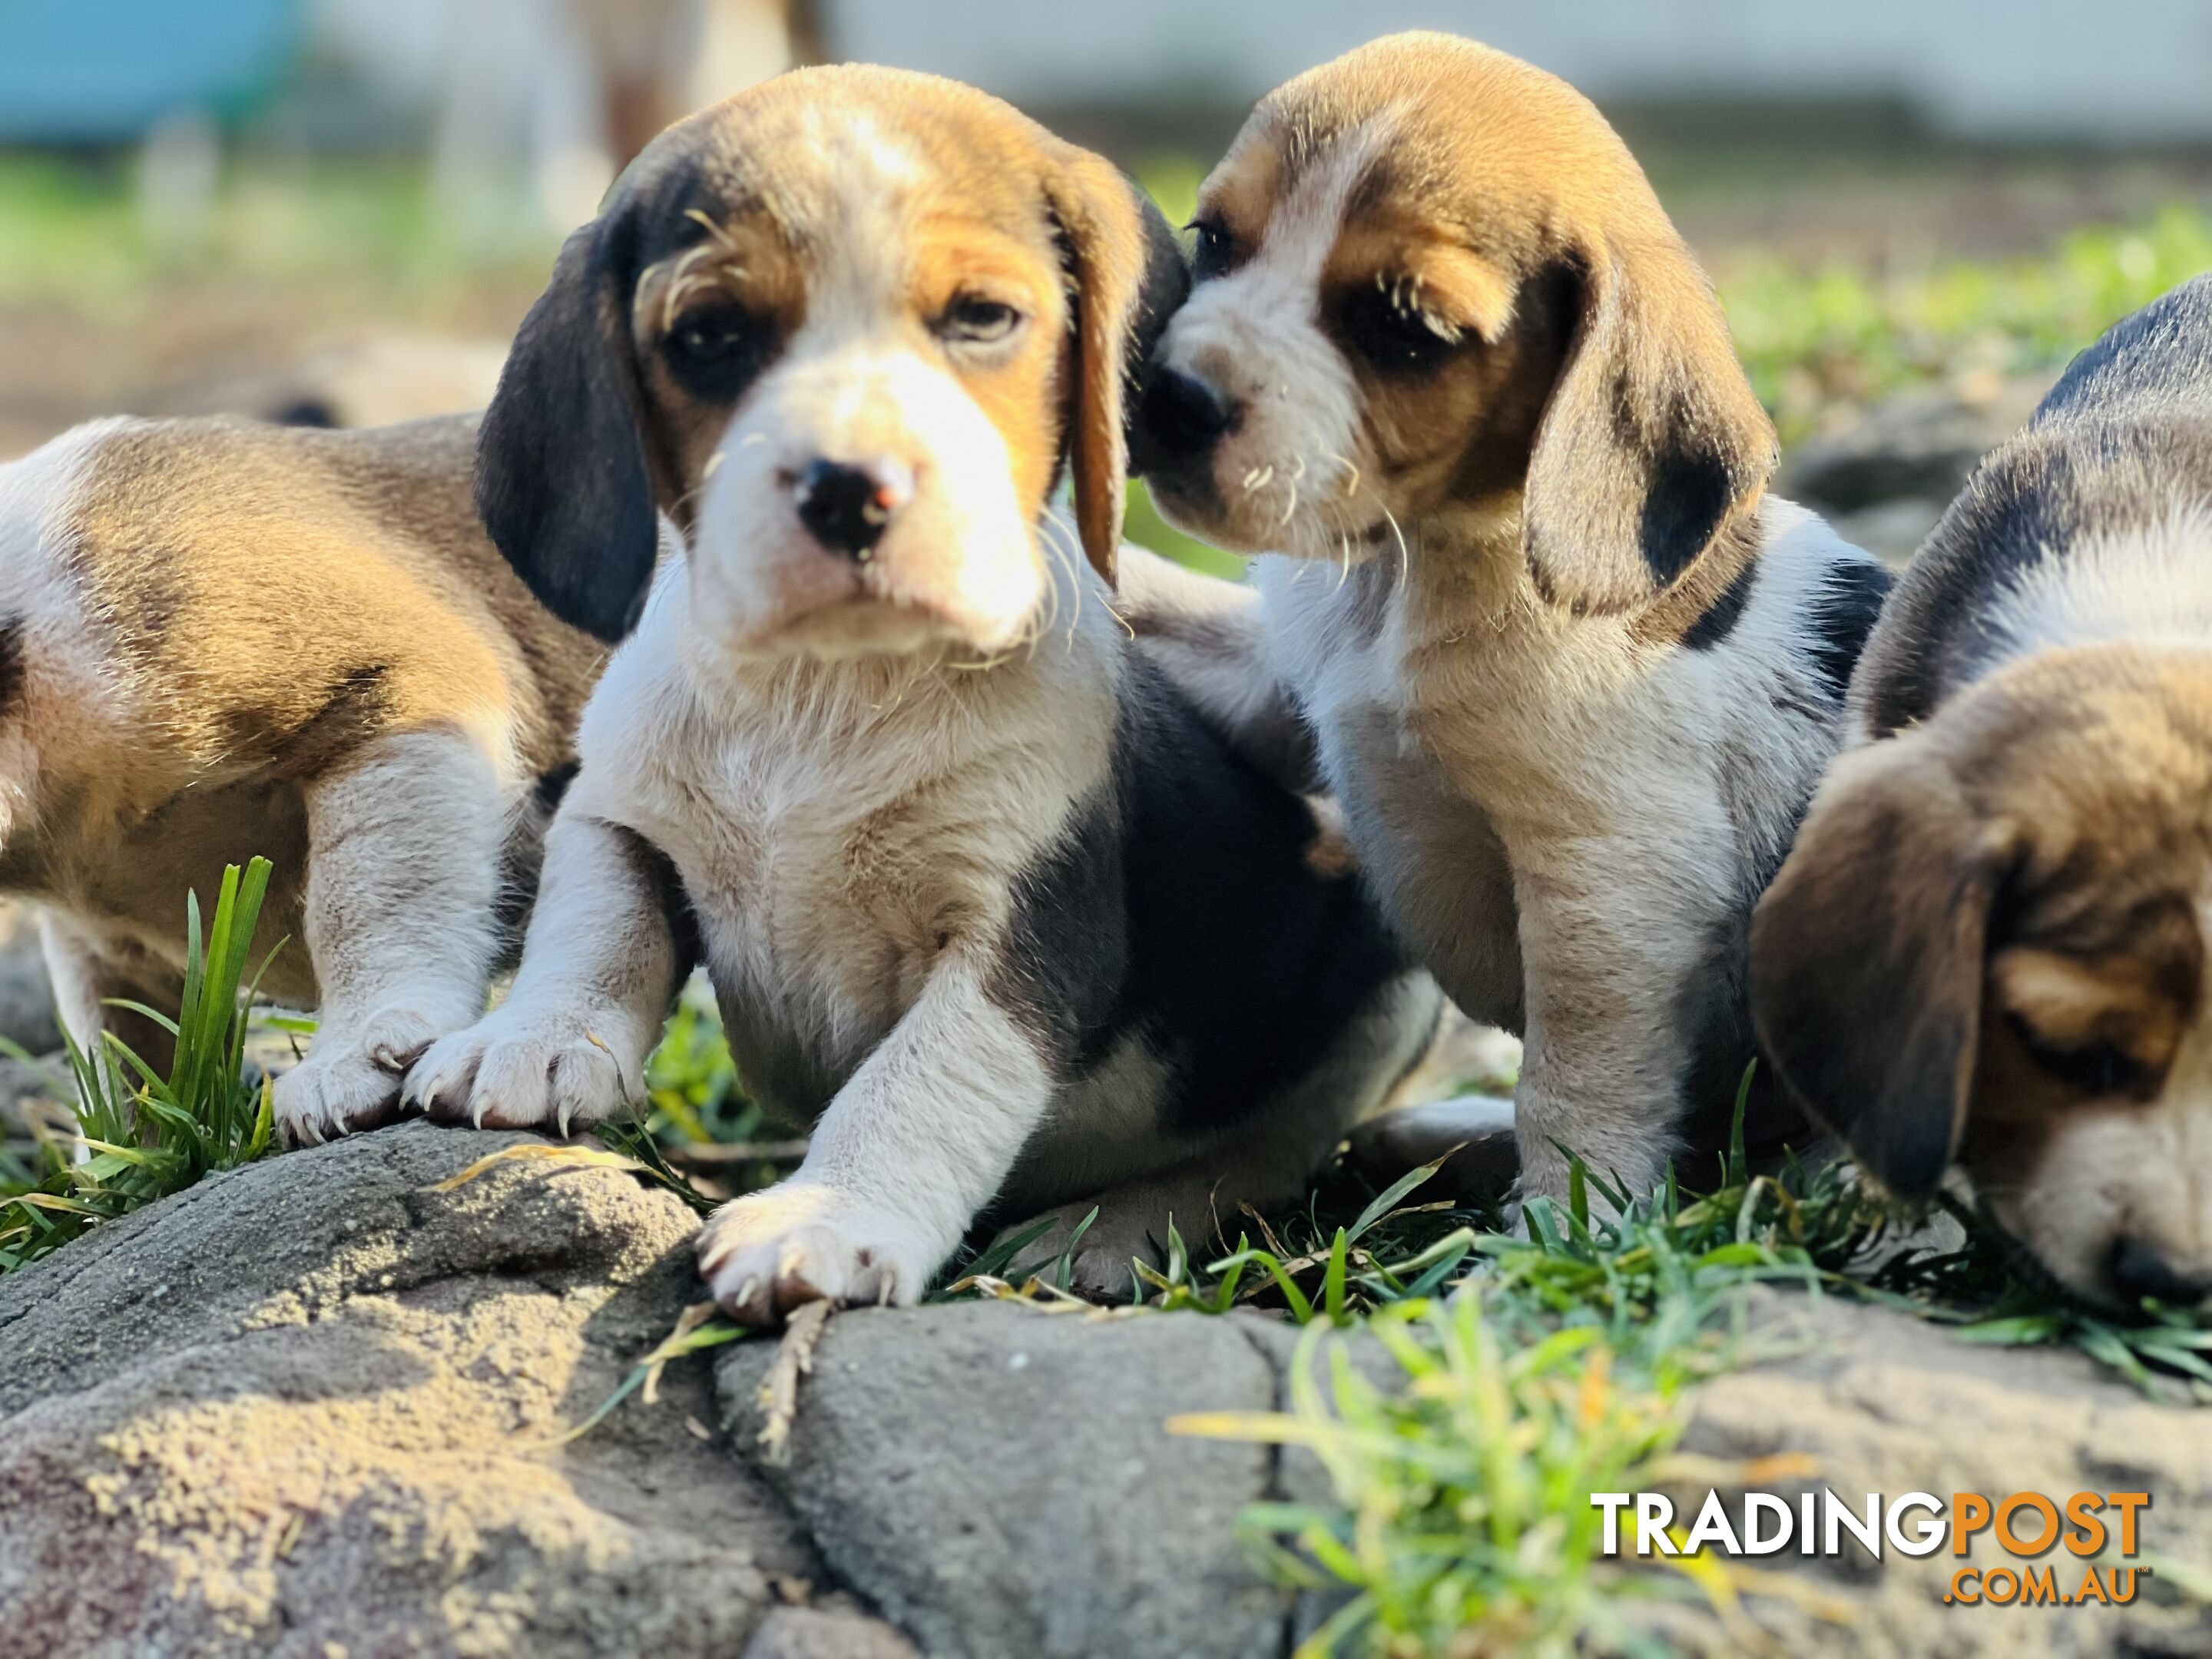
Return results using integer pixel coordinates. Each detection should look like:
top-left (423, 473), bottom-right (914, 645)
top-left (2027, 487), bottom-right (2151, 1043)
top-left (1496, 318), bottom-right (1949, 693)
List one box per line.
top-left (1751, 646), bottom-right (2212, 1308)
top-left (477, 65), bottom-right (1185, 656)
top-left (1137, 32), bottom-right (1773, 611)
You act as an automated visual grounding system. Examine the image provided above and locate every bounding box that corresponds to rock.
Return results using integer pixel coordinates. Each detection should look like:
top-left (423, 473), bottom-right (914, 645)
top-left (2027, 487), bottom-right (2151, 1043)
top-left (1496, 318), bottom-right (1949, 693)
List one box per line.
top-left (717, 1302), bottom-right (1300, 1659)
top-left (8, 1118), bottom-right (2206, 1658)
top-left (0, 1121), bottom-right (909, 1659)
top-left (0, 899), bottom-right (61, 1055)
top-left (1650, 1288), bottom-right (2212, 1655)
top-left (1779, 371), bottom-right (2058, 565)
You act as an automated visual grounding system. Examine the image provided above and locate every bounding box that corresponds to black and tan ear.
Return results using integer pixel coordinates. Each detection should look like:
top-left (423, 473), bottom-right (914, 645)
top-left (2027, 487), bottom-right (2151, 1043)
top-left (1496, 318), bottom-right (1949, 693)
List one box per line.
top-left (1749, 739), bottom-right (2017, 1198)
top-left (1044, 149), bottom-right (1191, 587)
top-left (1522, 236), bottom-right (1777, 614)
top-left (476, 215), bottom-right (661, 642)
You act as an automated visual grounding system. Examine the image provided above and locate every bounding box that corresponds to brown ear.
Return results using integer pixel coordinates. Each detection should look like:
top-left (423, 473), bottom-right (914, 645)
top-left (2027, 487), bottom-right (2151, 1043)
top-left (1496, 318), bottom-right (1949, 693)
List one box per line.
top-left (1044, 149), bottom-right (1190, 587)
top-left (1522, 236), bottom-right (1777, 614)
top-left (1749, 738), bottom-right (2017, 1198)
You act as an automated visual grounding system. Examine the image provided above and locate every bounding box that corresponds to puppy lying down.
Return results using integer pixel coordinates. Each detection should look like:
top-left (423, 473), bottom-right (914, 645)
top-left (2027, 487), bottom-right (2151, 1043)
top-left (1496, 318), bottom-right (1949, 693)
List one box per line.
top-left (1754, 275), bottom-right (2212, 1310)
top-left (407, 67), bottom-right (1441, 1316)
top-left (0, 414), bottom-right (603, 1141)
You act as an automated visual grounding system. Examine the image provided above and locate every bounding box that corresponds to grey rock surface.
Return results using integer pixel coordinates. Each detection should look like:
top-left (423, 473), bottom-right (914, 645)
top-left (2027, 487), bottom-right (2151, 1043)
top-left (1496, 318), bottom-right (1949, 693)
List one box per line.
top-left (718, 1301), bottom-right (1300, 1659)
top-left (1779, 371), bottom-right (2058, 565)
top-left (0, 1122), bottom-right (909, 1659)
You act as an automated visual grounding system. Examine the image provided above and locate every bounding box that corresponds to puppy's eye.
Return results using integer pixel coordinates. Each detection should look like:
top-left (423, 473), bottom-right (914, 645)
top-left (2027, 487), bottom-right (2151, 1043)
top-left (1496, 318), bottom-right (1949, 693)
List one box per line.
top-left (939, 296), bottom-right (1024, 345)
top-left (1337, 278), bottom-right (1465, 374)
top-left (662, 305), bottom-right (769, 399)
top-left (2008, 1016), bottom-right (2155, 1098)
top-left (667, 306), bottom-right (753, 366)
top-left (1190, 217), bottom-right (1235, 279)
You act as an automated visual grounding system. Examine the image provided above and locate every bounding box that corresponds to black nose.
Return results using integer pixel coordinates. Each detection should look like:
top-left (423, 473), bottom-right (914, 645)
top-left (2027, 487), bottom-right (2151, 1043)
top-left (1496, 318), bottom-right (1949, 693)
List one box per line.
top-left (2111, 1237), bottom-right (2212, 1306)
top-left (1140, 368), bottom-right (1236, 456)
top-left (793, 458), bottom-right (909, 558)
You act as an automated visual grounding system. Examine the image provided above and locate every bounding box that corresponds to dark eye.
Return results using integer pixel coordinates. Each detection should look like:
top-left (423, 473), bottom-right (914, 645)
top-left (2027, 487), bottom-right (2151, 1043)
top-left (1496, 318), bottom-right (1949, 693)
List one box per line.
top-left (1337, 277), bottom-right (1465, 374)
top-left (940, 296), bottom-right (1023, 345)
top-left (2008, 1016), bottom-right (2154, 1098)
top-left (663, 305), bottom-right (767, 398)
top-left (1190, 216), bottom-right (1235, 279)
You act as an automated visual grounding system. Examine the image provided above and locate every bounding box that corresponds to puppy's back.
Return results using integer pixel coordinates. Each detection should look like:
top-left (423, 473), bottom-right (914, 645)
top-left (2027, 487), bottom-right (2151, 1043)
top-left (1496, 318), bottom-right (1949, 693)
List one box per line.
top-left (1852, 275), bottom-right (2212, 740)
top-left (28, 413), bottom-right (603, 786)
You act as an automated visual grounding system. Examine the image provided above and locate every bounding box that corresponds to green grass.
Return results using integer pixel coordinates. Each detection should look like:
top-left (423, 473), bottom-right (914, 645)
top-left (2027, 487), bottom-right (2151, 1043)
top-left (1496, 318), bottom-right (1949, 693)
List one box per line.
top-left (0, 152), bottom-right (548, 313)
top-left (0, 858), bottom-right (280, 1272)
top-left (1718, 203), bottom-right (2212, 443)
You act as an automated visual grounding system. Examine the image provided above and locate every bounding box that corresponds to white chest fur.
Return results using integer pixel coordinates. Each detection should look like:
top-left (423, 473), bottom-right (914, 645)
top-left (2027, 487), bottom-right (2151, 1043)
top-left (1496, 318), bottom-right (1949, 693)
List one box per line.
top-left (568, 565), bottom-right (1118, 1114)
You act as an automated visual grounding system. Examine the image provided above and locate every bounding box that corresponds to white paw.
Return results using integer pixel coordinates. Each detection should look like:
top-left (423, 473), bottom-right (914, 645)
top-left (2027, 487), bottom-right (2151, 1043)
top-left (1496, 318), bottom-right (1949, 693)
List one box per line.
top-left (402, 1002), bottom-right (641, 1134)
top-left (697, 1183), bottom-right (939, 1324)
top-left (273, 1005), bottom-right (442, 1145)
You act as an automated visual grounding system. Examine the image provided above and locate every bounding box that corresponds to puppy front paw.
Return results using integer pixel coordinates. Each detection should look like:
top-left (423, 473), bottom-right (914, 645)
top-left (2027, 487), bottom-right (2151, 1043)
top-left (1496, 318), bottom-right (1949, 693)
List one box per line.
top-left (403, 1003), bottom-right (641, 1134)
top-left (697, 1184), bottom-right (939, 1323)
top-left (273, 1005), bottom-right (443, 1145)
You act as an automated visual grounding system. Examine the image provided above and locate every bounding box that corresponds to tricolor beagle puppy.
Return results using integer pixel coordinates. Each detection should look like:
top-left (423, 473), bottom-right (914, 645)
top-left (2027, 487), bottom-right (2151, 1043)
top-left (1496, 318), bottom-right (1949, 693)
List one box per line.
top-left (1134, 33), bottom-right (1892, 1205)
top-left (404, 67), bottom-right (1440, 1317)
top-left (0, 414), bottom-right (602, 1141)
top-left (1754, 276), bottom-right (2212, 1310)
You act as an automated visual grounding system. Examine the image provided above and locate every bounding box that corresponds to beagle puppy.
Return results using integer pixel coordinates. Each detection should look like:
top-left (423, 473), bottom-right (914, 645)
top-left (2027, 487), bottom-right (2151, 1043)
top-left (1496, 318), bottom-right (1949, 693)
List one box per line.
top-left (403, 67), bottom-right (1440, 1317)
top-left (1753, 276), bottom-right (2212, 1310)
top-left (0, 413), bottom-right (602, 1141)
top-left (1134, 33), bottom-right (1892, 1205)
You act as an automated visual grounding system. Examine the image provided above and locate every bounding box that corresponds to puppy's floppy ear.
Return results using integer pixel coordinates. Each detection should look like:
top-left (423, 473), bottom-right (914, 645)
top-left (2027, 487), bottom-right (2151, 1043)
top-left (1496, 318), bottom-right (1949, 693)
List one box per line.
top-left (476, 215), bottom-right (660, 642)
top-left (1749, 737), bottom-right (2018, 1198)
top-left (1522, 236), bottom-right (1777, 613)
top-left (1044, 149), bottom-right (1192, 588)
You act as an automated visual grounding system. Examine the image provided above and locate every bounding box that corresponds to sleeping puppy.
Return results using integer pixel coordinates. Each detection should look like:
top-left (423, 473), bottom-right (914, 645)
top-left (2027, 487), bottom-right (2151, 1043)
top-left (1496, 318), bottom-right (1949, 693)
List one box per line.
top-left (1753, 275), bottom-right (2212, 1311)
top-left (1134, 32), bottom-right (1891, 1204)
top-left (403, 67), bottom-right (1440, 1318)
top-left (0, 414), bottom-right (601, 1141)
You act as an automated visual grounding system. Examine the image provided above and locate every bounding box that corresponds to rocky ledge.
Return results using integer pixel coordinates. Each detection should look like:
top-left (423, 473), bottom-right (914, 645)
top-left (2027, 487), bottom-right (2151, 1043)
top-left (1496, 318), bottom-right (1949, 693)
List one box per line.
top-left (3, 1124), bottom-right (2207, 1658)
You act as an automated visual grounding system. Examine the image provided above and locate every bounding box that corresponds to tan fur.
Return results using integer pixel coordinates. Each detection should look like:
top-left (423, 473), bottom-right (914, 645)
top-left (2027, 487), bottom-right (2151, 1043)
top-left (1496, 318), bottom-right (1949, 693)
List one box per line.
top-left (1753, 645), bottom-right (2212, 1302)
top-left (1147, 33), bottom-right (1864, 1205)
top-left (618, 66), bottom-right (1154, 596)
top-left (0, 413), bottom-right (602, 1135)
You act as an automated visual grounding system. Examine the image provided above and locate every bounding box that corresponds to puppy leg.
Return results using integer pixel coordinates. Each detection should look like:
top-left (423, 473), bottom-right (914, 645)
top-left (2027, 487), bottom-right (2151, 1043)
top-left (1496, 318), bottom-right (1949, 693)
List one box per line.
top-left (272, 728), bottom-right (512, 1144)
top-left (1001, 971), bottom-right (1446, 1299)
top-left (1509, 868), bottom-right (1704, 1209)
top-left (405, 812), bottom-right (682, 1133)
top-left (697, 948), bottom-right (1053, 1321)
top-left (38, 913), bottom-right (182, 1124)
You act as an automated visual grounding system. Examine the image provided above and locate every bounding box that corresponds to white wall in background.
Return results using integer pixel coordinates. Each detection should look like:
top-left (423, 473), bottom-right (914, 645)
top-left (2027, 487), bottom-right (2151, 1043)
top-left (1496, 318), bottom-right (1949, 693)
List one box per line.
top-left (829, 0), bottom-right (2212, 142)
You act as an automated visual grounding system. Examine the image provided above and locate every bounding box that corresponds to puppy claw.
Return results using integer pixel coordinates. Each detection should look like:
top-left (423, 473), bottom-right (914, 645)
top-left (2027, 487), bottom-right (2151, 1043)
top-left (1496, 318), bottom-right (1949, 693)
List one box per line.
top-left (695, 1185), bottom-right (934, 1326)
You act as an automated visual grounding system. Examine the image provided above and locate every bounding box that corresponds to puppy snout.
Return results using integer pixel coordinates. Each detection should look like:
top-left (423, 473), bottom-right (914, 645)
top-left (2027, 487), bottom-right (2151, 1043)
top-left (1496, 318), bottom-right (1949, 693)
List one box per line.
top-left (1140, 367), bottom-right (1237, 459)
top-left (793, 457), bottom-right (914, 559)
top-left (2111, 1236), bottom-right (2212, 1306)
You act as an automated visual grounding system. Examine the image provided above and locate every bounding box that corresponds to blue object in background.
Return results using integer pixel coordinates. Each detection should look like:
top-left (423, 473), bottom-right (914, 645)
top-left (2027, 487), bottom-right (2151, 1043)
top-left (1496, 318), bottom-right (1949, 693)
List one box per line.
top-left (0, 0), bottom-right (303, 144)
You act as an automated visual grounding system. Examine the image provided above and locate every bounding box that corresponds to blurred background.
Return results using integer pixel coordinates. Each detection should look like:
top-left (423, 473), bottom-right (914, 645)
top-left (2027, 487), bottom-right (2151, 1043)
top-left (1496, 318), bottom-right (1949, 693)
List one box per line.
top-left (4, 0), bottom-right (2212, 563)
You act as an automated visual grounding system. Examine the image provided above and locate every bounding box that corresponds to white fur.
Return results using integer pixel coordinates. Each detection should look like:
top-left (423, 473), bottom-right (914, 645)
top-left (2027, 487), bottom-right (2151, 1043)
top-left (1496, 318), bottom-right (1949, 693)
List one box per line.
top-left (1982, 505), bottom-right (2212, 663)
top-left (1253, 493), bottom-right (1864, 1199)
top-left (1154, 127), bottom-right (1392, 557)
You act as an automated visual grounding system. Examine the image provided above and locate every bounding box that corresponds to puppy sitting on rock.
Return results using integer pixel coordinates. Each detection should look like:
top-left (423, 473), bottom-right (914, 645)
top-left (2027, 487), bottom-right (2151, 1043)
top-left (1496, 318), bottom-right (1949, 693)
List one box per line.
top-left (406, 68), bottom-right (1441, 1317)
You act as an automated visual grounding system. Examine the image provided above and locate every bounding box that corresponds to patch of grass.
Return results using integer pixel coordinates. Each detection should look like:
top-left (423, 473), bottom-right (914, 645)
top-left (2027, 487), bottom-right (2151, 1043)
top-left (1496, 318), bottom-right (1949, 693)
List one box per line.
top-left (1719, 203), bottom-right (2212, 443)
top-left (0, 153), bottom-right (549, 314)
top-left (1174, 1302), bottom-right (1750, 1658)
top-left (0, 858), bottom-right (280, 1273)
